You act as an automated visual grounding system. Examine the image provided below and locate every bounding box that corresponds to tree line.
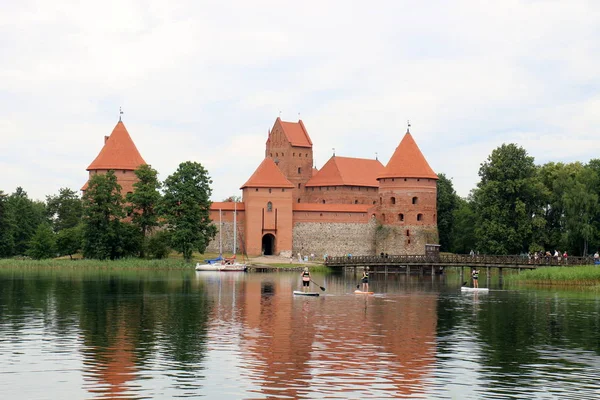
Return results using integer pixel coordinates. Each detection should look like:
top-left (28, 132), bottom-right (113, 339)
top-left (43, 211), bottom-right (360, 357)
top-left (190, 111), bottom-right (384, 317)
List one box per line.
top-left (0, 161), bottom-right (216, 262)
top-left (437, 143), bottom-right (600, 256)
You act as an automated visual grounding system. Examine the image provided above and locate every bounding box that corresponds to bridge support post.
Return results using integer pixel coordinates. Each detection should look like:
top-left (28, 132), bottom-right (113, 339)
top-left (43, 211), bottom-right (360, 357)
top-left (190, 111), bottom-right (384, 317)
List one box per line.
top-left (385, 265), bottom-right (388, 278)
top-left (407, 266), bottom-right (411, 275)
top-left (487, 267), bottom-right (491, 287)
top-left (460, 267), bottom-right (464, 283)
top-left (498, 268), bottom-right (503, 285)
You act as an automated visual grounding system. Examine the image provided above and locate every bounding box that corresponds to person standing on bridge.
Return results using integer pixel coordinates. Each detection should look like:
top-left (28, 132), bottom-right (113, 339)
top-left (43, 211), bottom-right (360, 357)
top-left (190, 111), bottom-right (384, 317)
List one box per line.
top-left (471, 268), bottom-right (480, 288)
top-left (361, 267), bottom-right (370, 292)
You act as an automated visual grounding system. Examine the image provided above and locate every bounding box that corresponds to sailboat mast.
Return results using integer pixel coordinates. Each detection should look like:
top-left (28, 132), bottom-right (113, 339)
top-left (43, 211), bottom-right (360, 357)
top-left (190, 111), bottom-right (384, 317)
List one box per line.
top-left (233, 202), bottom-right (237, 255)
top-left (219, 209), bottom-right (222, 255)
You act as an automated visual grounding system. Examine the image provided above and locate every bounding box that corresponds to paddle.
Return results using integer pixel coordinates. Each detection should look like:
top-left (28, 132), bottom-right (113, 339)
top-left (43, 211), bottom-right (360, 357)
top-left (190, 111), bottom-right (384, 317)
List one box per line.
top-left (311, 280), bottom-right (326, 291)
top-left (462, 281), bottom-right (468, 287)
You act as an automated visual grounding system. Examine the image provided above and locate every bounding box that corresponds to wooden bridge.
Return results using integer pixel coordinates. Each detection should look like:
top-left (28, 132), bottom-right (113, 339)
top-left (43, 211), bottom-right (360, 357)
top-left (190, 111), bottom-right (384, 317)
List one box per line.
top-left (325, 254), bottom-right (595, 270)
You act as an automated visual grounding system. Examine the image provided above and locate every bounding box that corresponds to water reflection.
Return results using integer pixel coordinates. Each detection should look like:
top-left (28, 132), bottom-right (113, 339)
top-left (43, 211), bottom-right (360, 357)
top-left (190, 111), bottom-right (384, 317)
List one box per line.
top-left (0, 268), bottom-right (599, 399)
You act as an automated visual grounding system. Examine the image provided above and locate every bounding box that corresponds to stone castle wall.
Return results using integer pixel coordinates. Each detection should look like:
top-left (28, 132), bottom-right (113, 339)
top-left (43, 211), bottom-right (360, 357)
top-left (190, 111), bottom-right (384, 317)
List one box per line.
top-left (206, 220), bottom-right (246, 255)
top-left (292, 220), bottom-right (377, 257)
top-left (374, 224), bottom-right (438, 255)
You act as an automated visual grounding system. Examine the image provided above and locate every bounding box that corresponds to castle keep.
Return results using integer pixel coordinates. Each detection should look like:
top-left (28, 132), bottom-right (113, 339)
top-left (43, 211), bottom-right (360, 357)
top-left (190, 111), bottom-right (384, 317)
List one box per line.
top-left (84, 118), bottom-right (438, 257)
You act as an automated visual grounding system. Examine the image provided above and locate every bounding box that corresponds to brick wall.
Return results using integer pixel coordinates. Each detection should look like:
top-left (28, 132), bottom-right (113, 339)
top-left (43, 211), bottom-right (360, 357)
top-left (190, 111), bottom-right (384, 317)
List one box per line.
top-left (304, 185), bottom-right (379, 205)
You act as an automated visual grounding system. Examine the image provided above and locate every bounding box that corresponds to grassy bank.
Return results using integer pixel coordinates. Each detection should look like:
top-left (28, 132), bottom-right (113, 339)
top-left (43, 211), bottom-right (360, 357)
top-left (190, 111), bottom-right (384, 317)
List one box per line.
top-left (504, 265), bottom-right (600, 287)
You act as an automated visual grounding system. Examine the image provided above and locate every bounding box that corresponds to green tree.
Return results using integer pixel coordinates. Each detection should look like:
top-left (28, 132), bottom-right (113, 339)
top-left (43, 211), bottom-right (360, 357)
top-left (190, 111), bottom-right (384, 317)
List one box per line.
top-left (56, 224), bottom-right (83, 259)
top-left (27, 223), bottom-right (57, 260)
top-left (0, 190), bottom-right (15, 257)
top-left (46, 188), bottom-right (83, 232)
top-left (125, 164), bottom-right (162, 257)
top-left (451, 196), bottom-right (477, 254)
top-left (436, 173), bottom-right (459, 252)
top-left (7, 187), bottom-right (47, 255)
top-left (472, 144), bottom-right (545, 254)
top-left (82, 171), bottom-right (125, 259)
top-left (161, 161), bottom-right (217, 262)
top-left (147, 231), bottom-right (171, 259)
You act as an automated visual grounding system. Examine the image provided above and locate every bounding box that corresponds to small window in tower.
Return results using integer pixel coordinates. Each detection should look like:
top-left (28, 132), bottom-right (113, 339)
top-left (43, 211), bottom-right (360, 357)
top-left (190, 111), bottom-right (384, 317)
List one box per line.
top-left (267, 201), bottom-right (273, 212)
top-left (297, 198), bottom-right (300, 203)
top-left (412, 196), bottom-right (418, 204)
top-left (404, 178), bottom-right (407, 181)
top-left (305, 153), bottom-right (308, 157)
top-left (293, 153), bottom-right (296, 157)
top-left (270, 153), bottom-right (272, 157)
top-left (417, 213), bottom-right (423, 221)
top-left (391, 197), bottom-right (396, 205)
top-left (381, 213), bottom-right (386, 222)
top-left (380, 197), bottom-right (382, 205)
top-left (406, 229), bottom-right (410, 237)
top-left (276, 153), bottom-right (278, 157)
top-left (269, 188), bottom-right (272, 193)
top-left (322, 200), bottom-right (326, 204)
top-left (433, 213), bottom-right (436, 220)
top-left (408, 239), bottom-right (411, 244)
top-left (282, 153), bottom-right (284, 156)
top-left (123, 170), bottom-right (126, 174)
top-left (298, 167), bottom-right (301, 174)
top-left (255, 188), bottom-right (259, 192)
top-left (320, 213), bottom-right (323, 217)
top-left (392, 178), bottom-right (395, 182)
top-left (417, 178), bottom-right (420, 181)
top-left (282, 188), bottom-right (285, 192)
top-left (298, 183), bottom-right (301, 189)
top-left (399, 213), bottom-right (404, 222)
top-left (355, 200), bottom-right (358, 204)
top-left (373, 200), bottom-right (376, 205)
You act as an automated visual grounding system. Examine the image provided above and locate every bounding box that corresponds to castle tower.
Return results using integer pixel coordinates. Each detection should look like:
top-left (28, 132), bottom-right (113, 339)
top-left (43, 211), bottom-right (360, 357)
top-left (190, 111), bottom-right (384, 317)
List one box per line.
top-left (376, 129), bottom-right (438, 254)
top-left (241, 158), bottom-right (294, 257)
top-left (81, 121), bottom-right (147, 195)
top-left (265, 117), bottom-right (313, 202)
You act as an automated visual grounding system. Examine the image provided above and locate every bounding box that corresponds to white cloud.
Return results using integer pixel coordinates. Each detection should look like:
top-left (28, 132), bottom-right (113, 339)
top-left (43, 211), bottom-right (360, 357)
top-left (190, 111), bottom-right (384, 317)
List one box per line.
top-left (1, 0), bottom-right (599, 201)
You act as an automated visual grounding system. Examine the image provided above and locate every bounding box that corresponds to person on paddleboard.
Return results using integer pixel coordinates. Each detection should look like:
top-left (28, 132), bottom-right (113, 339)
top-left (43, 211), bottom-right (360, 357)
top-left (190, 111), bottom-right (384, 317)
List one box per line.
top-left (361, 267), bottom-right (369, 292)
top-left (301, 267), bottom-right (311, 292)
top-left (471, 268), bottom-right (480, 288)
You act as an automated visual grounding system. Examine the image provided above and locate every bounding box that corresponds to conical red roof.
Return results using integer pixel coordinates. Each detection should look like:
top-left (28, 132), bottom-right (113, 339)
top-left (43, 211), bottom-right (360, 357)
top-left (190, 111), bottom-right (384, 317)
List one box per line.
top-left (87, 121), bottom-right (146, 171)
top-left (241, 158), bottom-right (295, 189)
top-left (378, 131), bottom-right (437, 180)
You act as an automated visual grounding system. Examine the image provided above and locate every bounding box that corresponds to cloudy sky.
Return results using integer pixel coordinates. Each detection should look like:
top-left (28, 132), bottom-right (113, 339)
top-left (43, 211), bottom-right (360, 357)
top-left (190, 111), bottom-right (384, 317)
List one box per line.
top-left (2, 0), bottom-right (599, 202)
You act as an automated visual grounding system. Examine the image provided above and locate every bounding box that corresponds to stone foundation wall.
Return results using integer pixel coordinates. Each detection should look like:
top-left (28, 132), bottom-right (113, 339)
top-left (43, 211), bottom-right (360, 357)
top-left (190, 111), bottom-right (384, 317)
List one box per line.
top-left (292, 220), bottom-right (377, 258)
top-left (374, 224), bottom-right (438, 255)
top-left (206, 221), bottom-right (246, 254)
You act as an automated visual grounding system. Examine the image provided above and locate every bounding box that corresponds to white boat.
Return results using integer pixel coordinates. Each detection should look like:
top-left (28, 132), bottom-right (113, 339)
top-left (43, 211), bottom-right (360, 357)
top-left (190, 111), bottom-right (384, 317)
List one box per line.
top-left (293, 290), bottom-right (319, 297)
top-left (461, 286), bottom-right (489, 292)
top-left (195, 262), bottom-right (247, 272)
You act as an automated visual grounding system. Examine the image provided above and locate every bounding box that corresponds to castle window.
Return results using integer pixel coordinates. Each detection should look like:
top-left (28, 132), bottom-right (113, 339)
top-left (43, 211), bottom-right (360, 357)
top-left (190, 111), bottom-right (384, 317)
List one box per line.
top-left (122, 170), bottom-right (126, 174)
top-left (322, 200), bottom-right (326, 204)
top-left (276, 153), bottom-right (278, 157)
top-left (399, 213), bottom-right (404, 222)
top-left (270, 153), bottom-right (272, 157)
top-left (255, 188), bottom-right (259, 192)
top-left (355, 200), bottom-right (358, 204)
top-left (282, 153), bottom-right (284, 156)
top-left (298, 167), bottom-right (301, 174)
top-left (269, 188), bottom-right (272, 193)
top-left (404, 178), bottom-right (407, 181)
top-left (406, 230), bottom-right (410, 237)
top-left (297, 198), bottom-right (300, 203)
top-left (320, 213), bottom-right (323, 217)
top-left (391, 197), bottom-right (396, 205)
top-left (381, 213), bottom-right (386, 222)
top-left (392, 178), bottom-right (394, 181)
top-left (305, 153), bottom-right (308, 157)
top-left (371, 214), bottom-right (376, 219)
top-left (417, 179), bottom-right (420, 181)
top-left (433, 213), bottom-right (436, 220)
top-left (412, 197), bottom-right (418, 204)
top-left (293, 153), bottom-right (296, 157)
top-left (267, 201), bottom-right (273, 212)
top-left (327, 187), bottom-right (329, 191)
top-left (298, 183), bottom-right (301, 189)
top-left (282, 188), bottom-right (285, 192)
top-left (373, 200), bottom-right (376, 204)
top-left (379, 197), bottom-right (382, 205)
top-left (408, 239), bottom-right (411, 244)
top-left (417, 213), bottom-right (423, 221)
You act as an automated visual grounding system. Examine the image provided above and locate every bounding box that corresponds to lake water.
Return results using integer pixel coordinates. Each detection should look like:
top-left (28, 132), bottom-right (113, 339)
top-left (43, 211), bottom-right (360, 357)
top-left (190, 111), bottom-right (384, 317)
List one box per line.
top-left (0, 267), bottom-right (599, 399)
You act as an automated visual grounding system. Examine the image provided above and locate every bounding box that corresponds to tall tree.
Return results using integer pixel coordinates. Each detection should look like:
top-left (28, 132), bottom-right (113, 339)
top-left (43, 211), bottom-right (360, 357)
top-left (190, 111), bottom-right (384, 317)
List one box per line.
top-left (451, 196), bottom-right (477, 254)
top-left (126, 164), bottom-right (162, 256)
top-left (82, 171), bottom-right (125, 259)
top-left (27, 223), bottom-right (57, 260)
top-left (436, 173), bottom-right (459, 252)
top-left (7, 187), bottom-right (47, 255)
top-left (56, 224), bottom-right (83, 259)
top-left (46, 188), bottom-right (83, 232)
top-left (472, 144), bottom-right (545, 254)
top-left (161, 162), bottom-right (217, 262)
top-left (0, 190), bottom-right (15, 257)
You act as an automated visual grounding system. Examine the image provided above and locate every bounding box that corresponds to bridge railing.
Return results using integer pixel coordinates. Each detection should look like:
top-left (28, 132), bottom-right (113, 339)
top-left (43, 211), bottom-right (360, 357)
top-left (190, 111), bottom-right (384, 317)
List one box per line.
top-left (324, 253), bottom-right (595, 267)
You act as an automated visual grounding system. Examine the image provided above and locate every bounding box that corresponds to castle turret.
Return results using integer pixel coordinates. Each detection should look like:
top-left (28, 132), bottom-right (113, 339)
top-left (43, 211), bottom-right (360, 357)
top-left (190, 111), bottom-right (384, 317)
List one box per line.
top-left (82, 121), bottom-right (147, 195)
top-left (265, 118), bottom-right (313, 202)
top-left (376, 129), bottom-right (438, 254)
top-left (241, 157), bottom-right (294, 257)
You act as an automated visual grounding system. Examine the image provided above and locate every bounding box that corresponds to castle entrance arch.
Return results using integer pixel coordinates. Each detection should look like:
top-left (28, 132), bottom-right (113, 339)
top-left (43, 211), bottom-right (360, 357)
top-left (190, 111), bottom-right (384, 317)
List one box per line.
top-left (262, 234), bottom-right (275, 255)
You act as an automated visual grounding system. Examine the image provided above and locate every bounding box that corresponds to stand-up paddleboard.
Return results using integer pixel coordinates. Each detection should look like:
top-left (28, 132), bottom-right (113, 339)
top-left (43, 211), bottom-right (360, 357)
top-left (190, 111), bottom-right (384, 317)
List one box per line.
top-left (354, 290), bottom-right (374, 295)
top-left (293, 291), bottom-right (320, 297)
top-left (461, 287), bottom-right (489, 292)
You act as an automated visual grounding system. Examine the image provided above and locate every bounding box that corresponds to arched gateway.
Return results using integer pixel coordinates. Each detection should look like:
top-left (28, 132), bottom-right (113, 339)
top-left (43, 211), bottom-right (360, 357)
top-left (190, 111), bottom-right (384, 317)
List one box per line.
top-left (262, 234), bottom-right (275, 255)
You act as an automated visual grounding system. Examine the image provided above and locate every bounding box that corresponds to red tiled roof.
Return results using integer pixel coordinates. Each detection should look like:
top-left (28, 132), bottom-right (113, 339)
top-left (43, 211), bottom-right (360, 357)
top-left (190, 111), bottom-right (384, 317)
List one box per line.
top-left (210, 202), bottom-right (245, 211)
top-left (87, 121), bottom-right (147, 171)
top-left (378, 131), bottom-right (438, 180)
top-left (277, 118), bottom-right (312, 148)
top-left (306, 156), bottom-right (384, 187)
top-left (81, 181), bottom-right (89, 191)
top-left (240, 158), bottom-right (295, 189)
top-left (293, 203), bottom-right (372, 213)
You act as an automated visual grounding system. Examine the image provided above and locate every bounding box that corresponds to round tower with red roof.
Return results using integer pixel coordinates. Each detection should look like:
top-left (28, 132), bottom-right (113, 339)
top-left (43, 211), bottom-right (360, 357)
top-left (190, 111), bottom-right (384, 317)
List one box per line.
top-left (375, 128), bottom-right (438, 254)
top-left (81, 120), bottom-right (147, 196)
